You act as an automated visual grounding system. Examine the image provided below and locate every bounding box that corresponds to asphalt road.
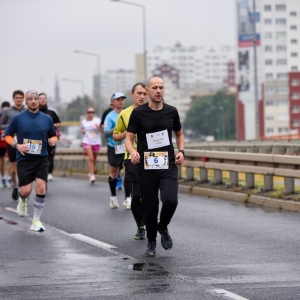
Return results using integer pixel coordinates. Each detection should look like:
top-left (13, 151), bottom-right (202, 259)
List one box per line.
top-left (1, 176), bottom-right (300, 300)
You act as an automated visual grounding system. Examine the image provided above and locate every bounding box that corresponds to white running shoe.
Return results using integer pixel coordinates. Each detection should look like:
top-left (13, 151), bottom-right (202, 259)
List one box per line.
top-left (30, 220), bottom-right (45, 232)
top-left (17, 197), bottom-right (29, 217)
top-left (110, 196), bottom-right (119, 209)
top-left (124, 197), bottom-right (131, 209)
top-left (89, 174), bottom-right (95, 184)
top-left (47, 174), bottom-right (53, 181)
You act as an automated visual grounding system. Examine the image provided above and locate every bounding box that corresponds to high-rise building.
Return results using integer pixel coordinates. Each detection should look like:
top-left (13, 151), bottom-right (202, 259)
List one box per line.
top-left (145, 42), bottom-right (236, 96)
top-left (100, 69), bottom-right (135, 102)
top-left (236, 0), bottom-right (300, 140)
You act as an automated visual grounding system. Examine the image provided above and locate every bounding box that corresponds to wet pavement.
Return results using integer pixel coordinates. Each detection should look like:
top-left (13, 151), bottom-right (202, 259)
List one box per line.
top-left (0, 208), bottom-right (223, 300)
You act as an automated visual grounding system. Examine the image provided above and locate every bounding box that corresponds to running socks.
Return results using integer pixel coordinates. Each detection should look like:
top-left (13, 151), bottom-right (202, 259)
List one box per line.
top-left (108, 175), bottom-right (117, 196)
top-left (124, 180), bottom-right (131, 198)
top-left (33, 194), bottom-right (45, 221)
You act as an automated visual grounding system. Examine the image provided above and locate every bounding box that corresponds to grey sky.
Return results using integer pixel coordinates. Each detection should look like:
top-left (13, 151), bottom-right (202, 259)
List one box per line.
top-left (0, 0), bottom-right (236, 103)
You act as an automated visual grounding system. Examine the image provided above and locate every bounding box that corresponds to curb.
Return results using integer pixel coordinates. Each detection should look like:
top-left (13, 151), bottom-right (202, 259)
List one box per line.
top-left (178, 184), bottom-right (300, 213)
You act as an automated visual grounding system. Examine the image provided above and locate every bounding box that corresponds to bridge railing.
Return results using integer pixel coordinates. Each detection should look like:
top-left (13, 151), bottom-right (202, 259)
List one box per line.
top-left (54, 148), bottom-right (300, 194)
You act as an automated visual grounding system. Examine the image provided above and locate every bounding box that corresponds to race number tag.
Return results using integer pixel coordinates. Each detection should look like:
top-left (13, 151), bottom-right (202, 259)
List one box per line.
top-left (144, 152), bottom-right (169, 170)
top-left (115, 143), bottom-right (125, 154)
top-left (23, 139), bottom-right (42, 155)
top-left (146, 129), bottom-right (170, 149)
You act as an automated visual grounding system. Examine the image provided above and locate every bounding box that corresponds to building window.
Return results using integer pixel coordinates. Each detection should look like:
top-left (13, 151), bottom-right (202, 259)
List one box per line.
top-left (291, 79), bottom-right (300, 86)
top-left (265, 45), bottom-right (272, 52)
top-left (264, 5), bottom-right (271, 11)
top-left (277, 59), bottom-right (287, 65)
top-left (266, 59), bottom-right (273, 65)
top-left (276, 45), bottom-right (286, 52)
top-left (276, 18), bottom-right (286, 25)
top-left (292, 93), bottom-right (300, 100)
top-left (291, 66), bottom-right (298, 71)
top-left (291, 53), bottom-right (298, 57)
top-left (275, 5), bottom-right (286, 11)
top-left (265, 18), bottom-right (272, 24)
top-left (278, 113), bottom-right (289, 121)
top-left (290, 12), bottom-right (297, 17)
top-left (276, 32), bottom-right (286, 39)
top-left (292, 106), bottom-right (300, 113)
top-left (291, 39), bottom-right (297, 44)
top-left (266, 100), bottom-right (274, 106)
top-left (292, 120), bottom-right (300, 127)
top-left (277, 73), bottom-right (287, 79)
top-left (278, 127), bottom-right (289, 133)
top-left (266, 86), bottom-right (273, 94)
top-left (278, 86), bottom-right (288, 94)
top-left (266, 73), bottom-right (273, 80)
top-left (278, 99), bottom-right (288, 106)
top-left (267, 128), bottom-right (274, 133)
top-left (290, 25), bottom-right (297, 30)
top-left (265, 32), bottom-right (272, 39)
top-left (266, 114), bottom-right (274, 120)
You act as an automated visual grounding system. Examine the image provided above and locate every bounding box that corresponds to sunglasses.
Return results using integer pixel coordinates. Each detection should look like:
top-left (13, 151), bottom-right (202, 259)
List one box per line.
top-left (87, 111), bottom-right (95, 114)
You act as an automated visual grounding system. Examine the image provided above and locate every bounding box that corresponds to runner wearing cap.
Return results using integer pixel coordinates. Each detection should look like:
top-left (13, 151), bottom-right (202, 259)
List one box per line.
top-left (0, 90), bottom-right (26, 199)
top-left (4, 90), bottom-right (58, 232)
top-left (104, 92), bottom-right (130, 209)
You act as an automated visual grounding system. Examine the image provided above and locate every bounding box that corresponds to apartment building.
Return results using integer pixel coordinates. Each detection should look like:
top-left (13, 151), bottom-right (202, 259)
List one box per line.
top-left (236, 0), bottom-right (300, 139)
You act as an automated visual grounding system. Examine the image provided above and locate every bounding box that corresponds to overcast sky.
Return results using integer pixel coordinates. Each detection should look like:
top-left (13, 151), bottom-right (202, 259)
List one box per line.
top-left (0, 0), bottom-right (236, 104)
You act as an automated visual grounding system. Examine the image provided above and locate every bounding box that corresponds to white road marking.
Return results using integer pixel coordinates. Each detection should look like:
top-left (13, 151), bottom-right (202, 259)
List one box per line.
top-left (212, 289), bottom-right (249, 300)
top-left (4, 207), bottom-right (29, 216)
top-left (4, 207), bottom-right (18, 214)
top-left (70, 233), bottom-right (116, 249)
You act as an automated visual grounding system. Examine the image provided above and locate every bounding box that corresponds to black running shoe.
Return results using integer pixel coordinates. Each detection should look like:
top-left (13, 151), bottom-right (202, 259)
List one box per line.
top-left (158, 228), bottom-right (173, 250)
top-left (145, 242), bottom-right (156, 257)
top-left (1, 178), bottom-right (6, 188)
top-left (11, 188), bottom-right (19, 201)
top-left (134, 227), bottom-right (146, 240)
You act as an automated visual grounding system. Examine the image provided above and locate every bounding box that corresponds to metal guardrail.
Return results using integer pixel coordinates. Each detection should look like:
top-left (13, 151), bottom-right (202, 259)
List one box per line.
top-left (54, 148), bottom-right (300, 194)
top-left (185, 140), bottom-right (300, 155)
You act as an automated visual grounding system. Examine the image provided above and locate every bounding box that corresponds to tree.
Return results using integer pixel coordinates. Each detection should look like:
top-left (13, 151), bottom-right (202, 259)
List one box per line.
top-left (184, 91), bottom-right (236, 141)
top-left (62, 95), bottom-right (98, 121)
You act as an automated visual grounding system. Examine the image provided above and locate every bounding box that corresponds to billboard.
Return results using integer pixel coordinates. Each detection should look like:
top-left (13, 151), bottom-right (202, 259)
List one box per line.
top-left (237, 0), bottom-right (260, 48)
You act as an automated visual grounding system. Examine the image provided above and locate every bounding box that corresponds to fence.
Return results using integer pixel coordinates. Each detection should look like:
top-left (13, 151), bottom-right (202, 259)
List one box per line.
top-left (54, 148), bottom-right (300, 195)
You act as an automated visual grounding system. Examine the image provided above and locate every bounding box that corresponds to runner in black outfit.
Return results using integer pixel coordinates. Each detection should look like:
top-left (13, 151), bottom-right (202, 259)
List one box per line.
top-left (125, 77), bottom-right (185, 256)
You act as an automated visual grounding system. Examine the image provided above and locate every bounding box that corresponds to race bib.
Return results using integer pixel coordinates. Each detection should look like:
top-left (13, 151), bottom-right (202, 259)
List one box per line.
top-left (115, 143), bottom-right (125, 154)
top-left (146, 129), bottom-right (170, 149)
top-left (86, 131), bottom-right (97, 140)
top-left (23, 138), bottom-right (42, 155)
top-left (144, 152), bottom-right (169, 170)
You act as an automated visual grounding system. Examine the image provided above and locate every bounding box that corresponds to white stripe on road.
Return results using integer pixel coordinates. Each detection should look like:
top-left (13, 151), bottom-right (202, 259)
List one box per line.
top-left (70, 233), bottom-right (117, 249)
top-left (4, 207), bottom-right (29, 216)
top-left (212, 289), bottom-right (249, 300)
top-left (4, 207), bottom-right (18, 214)
top-left (68, 233), bottom-right (132, 258)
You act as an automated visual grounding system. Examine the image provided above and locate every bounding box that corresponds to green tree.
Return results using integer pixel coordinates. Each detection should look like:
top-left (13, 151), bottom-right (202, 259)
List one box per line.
top-left (184, 91), bottom-right (236, 141)
top-left (62, 95), bottom-right (98, 121)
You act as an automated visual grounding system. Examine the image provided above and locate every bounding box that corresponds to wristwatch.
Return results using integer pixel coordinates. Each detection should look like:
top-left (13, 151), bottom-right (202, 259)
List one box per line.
top-left (178, 150), bottom-right (185, 157)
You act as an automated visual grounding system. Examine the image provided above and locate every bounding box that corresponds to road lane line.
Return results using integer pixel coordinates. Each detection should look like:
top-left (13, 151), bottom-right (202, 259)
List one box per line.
top-left (212, 289), bottom-right (249, 300)
top-left (4, 207), bottom-right (29, 216)
top-left (70, 233), bottom-right (116, 248)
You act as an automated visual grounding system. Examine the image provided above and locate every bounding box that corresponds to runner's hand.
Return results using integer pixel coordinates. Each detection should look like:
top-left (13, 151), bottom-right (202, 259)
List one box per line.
top-left (175, 152), bottom-right (184, 166)
top-left (16, 144), bottom-right (29, 156)
top-left (48, 137), bottom-right (57, 147)
top-left (131, 150), bottom-right (140, 164)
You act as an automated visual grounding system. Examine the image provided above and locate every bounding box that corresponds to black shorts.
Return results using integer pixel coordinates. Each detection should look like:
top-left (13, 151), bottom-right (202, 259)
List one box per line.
top-left (124, 159), bottom-right (139, 182)
top-left (17, 156), bottom-right (49, 187)
top-left (107, 145), bottom-right (124, 168)
top-left (0, 147), bottom-right (6, 158)
top-left (7, 144), bottom-right (17, 163)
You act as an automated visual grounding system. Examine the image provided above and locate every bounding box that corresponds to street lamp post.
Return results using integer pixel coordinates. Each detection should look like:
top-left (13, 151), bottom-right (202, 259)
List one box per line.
top-left (62, 78), bottom-right (85, 116)
top-left (219, 106), bottom-right (226, 141)
top-left (73, 50), bottom-right (101, 111)
top-left (111, 0), bottom-right (147, 83)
